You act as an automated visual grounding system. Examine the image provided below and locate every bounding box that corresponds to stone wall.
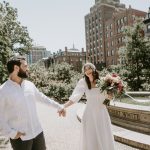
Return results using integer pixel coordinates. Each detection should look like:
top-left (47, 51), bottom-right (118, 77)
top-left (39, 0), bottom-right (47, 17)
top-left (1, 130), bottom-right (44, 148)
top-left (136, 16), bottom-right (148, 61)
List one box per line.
top-left (107, 102), bottom-right (150, 135)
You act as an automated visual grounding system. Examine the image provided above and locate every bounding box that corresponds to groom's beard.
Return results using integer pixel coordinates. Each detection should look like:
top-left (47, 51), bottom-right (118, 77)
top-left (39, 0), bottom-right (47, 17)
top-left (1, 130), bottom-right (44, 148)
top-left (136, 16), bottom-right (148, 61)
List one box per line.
top-left (17, 68), bottom-right (29, 78)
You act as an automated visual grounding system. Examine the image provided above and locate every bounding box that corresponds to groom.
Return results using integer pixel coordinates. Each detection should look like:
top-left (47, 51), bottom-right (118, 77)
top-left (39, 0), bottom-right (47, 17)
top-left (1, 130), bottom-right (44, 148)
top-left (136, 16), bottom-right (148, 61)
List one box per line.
top-left (0, 56), bottom-right (66, 150)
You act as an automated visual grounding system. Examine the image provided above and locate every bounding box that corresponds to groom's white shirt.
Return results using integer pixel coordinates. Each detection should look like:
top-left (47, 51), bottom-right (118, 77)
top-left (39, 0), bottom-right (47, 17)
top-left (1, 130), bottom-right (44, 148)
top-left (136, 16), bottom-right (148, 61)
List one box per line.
top-left (0, 79), bottom-right (63, 141)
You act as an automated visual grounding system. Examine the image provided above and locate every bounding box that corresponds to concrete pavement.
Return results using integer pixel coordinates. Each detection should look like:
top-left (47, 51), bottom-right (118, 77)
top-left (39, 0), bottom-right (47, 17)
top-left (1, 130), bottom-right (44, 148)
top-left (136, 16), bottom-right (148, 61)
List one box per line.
top-left (2, 102), bottom-right (139, 150)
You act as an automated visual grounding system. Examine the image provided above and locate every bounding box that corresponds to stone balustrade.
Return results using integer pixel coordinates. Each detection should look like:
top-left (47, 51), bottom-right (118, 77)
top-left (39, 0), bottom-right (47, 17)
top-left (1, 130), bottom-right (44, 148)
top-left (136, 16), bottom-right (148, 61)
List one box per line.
top-left (108, 102), bottom-right (150, 135)
top-left (126, 91), bottom-right (150, 96)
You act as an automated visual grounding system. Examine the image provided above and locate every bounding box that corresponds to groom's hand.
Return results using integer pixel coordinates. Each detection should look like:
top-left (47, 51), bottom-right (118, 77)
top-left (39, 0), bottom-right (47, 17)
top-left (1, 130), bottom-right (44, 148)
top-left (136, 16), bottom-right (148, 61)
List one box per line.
top-left (14, 131), bottom-right (26, 139)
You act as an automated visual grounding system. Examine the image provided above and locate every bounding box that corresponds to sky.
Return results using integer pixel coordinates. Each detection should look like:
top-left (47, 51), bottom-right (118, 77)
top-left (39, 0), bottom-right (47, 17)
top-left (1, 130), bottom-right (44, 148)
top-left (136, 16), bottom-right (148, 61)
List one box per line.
top-left (1, 0), bottom-right (150, 53)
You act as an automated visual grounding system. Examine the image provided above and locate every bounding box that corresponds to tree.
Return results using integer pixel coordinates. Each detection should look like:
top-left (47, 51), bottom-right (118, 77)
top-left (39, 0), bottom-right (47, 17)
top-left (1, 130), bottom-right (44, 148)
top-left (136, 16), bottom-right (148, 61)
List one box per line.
top-left (0, 1), bottom-right (32, 84)
top-left (119, 21), bottom-right (150, 91)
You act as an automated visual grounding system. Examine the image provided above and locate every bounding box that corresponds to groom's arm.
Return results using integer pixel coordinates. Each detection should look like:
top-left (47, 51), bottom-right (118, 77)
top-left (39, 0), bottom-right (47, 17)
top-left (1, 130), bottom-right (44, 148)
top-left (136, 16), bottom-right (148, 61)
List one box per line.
top-left (33, 84), bottom-right (63, 110)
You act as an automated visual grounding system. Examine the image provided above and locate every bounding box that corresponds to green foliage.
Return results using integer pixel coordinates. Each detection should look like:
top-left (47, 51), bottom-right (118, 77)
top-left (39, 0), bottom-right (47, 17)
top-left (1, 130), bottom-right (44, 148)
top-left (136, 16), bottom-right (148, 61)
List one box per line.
top-left (141, 83), bottom-right (150, 91)
top-left (54, 63), bottom-right (74, 83)
top-left (98, 68), bottom-right (109, 77)
top-left (118, 21), bottom-right (150, 91)
top-left (0, 1), bottom-right (32, 84)
top-left (0, 61), bottom-right (8, 84)
top-left (29, 62), bottom-right (82, 103)
top-left (0, 1), bottom-right (32, 53)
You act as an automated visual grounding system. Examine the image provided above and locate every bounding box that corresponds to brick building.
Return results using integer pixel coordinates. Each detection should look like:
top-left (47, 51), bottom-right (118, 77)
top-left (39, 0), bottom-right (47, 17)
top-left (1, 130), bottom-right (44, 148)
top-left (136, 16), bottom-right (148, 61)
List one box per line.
top-left (85, 0), bottom-right (146, 69)
top-left (143, 7), bottom-right (150, 37)
top-left (53, 46), bottom-right (86, 72)
top-left (26, 46), bottom-right (51, 64)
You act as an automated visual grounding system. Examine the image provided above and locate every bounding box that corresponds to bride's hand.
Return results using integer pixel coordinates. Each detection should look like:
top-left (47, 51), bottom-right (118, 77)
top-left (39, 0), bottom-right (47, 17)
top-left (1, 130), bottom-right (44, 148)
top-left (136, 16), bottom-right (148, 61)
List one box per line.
top-left (107, 92), bottom-right (114, 100)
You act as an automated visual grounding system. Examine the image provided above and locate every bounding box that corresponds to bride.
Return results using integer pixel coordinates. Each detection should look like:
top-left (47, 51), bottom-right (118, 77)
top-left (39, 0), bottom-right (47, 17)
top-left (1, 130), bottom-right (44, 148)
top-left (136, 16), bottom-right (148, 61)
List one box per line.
top-left (59, 62), bottom-right (115, 150)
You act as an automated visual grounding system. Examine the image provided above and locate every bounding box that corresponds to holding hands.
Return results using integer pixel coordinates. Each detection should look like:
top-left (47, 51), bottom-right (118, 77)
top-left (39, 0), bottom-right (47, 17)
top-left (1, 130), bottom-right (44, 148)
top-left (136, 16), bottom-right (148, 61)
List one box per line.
top-left (57, 100), bottom-right (74, 117)
top-left (58, 106), bottom-right (66, 117)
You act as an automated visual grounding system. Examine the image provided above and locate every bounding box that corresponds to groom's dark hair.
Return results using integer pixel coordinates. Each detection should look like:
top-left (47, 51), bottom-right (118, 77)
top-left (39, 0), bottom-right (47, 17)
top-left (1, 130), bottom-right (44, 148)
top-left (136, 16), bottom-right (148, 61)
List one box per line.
top-left (7, 56), bottom-right (26, 74)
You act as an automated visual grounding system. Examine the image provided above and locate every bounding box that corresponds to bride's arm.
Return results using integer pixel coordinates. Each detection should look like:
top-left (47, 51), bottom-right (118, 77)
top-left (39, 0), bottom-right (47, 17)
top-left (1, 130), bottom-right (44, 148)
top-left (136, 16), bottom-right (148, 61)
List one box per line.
top-left (58, 78), bottom-right (86, 116)
top-left (64, 100), bottom-right (74, 109)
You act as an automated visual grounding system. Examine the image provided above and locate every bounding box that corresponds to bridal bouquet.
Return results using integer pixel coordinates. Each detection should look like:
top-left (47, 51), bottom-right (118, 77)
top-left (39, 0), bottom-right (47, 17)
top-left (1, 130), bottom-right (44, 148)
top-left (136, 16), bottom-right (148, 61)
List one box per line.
top-left (96, 73), bottom-right (126, 106)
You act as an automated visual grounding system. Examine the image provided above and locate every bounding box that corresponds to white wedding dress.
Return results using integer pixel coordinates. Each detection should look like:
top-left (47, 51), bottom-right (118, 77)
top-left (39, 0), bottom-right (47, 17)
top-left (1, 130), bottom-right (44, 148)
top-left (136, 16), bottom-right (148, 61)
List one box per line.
top-left (69, 78), bottom-right (115, 150)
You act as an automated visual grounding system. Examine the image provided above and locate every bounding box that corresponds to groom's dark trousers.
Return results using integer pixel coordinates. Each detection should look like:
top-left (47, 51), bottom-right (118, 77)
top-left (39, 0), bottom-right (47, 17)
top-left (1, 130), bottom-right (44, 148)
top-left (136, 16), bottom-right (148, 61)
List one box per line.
top-left (10, 132), bottom-right (46, 150)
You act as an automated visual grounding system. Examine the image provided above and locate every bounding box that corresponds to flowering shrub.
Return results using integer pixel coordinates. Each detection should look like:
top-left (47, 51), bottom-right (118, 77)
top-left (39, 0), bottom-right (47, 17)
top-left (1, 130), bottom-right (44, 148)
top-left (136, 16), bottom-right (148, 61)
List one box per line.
top-left (29, 62), bottom-right (82, 103)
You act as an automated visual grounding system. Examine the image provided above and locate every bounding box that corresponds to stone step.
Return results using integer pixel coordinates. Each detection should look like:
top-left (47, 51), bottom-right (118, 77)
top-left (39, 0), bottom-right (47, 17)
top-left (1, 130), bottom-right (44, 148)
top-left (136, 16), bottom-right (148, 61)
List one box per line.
top-left (0, 136), bottom-right (10, 149)
top-left (112, 125), bottom-right (150, 150)
top-left (77, 105), bottom-right (150, 150)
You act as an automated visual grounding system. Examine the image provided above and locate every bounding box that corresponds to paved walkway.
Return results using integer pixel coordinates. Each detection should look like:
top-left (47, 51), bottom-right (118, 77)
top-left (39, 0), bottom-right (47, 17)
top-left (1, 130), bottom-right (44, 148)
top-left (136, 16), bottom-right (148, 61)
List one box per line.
top-left (3, 102), bottom-right (139, 150)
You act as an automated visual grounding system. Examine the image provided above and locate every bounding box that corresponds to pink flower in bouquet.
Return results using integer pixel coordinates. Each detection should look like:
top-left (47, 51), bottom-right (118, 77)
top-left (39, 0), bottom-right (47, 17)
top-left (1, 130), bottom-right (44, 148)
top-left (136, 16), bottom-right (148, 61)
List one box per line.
top-left (112, 73), bottom-right (117, 77)
top-left (118, 81), bottom-right (124, 92)
top-left (97, 73), bottom-right (126, 106)
top-left (103, 73), bottom-right (120, 87)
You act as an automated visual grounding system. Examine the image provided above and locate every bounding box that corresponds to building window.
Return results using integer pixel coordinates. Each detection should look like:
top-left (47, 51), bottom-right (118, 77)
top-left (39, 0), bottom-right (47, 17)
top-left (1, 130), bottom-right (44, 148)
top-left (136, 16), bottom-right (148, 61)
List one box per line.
top-left (112, 59), bottom-right (114, 65)
top-left (124, 16), bottom-right (127, 22)
top-left (121, 26), bottom-right (124, 32)
top-left (121, 18), bottom-right (124, 24)
top-left (106, 33), bottom-right (109, 38)
top-left (107, 51), bottom-right (110, 56)
top-left (117, 38), bottom-right (121, 44)
top-left (110, 31), bottom-right (113, 37)
top-left (110, 24), bottom-right (112, 29)
top-left (132, 15), bottom-right (135, 20)
top-left (117, 28), bottom-right (120, 33)
top-left (107, 42), bottom-right (109, 48)
top-left (147, 24), bottom-right (150, 32)
top-left (111, 49), bottom-right (114, 56)
top-left (106, 25), bottom-right (109, 31)
top-left (121, 37), bottom-right (124, 42)
top-left (117, 19), bottom-right (120, 25)
top-left (100, 32), bottom-right (102, 37)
